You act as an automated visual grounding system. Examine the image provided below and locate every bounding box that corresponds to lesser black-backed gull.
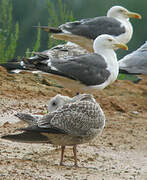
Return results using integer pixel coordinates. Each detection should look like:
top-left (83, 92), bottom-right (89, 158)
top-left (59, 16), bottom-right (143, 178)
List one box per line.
top-left (24, 34), bottom-right (128, 90)
top-left (35, 6), bottom-right (141, 52)
top-left (0, 35), bottom-right (127, 89)
top-left (2, 94), bottom-right (105, 167)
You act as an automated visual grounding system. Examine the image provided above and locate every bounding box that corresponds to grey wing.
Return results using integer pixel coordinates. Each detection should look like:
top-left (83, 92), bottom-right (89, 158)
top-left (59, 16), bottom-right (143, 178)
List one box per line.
top-left (38, 101), bottom-right (105, 136)
top-left (19, 113), bottom-right (67, 135)
top-left (60, 17), bottom-right (125, 40)
top-left (51, 53), bottom-right (110, 86)
top-left (119, 42), bottom-right (147, 74)
top-left (136, 41), bottom-right (147, 52)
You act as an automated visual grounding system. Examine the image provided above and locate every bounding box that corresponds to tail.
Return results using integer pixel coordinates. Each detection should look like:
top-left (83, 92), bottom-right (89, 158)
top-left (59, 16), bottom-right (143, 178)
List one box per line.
top-left (0, 59), bottom-right (26, 71)
top-left (0, 54), bottom-right (50, 72)
top-left (33, 26), bottom-right (62, 33)
top-left (0, 58), bottom-right (38, 72)
top-left (1, 131), bottom-right (49, 143)
top-left (15, 113), bottom-right (41, 125)
top-left (119, 69), bottom-right (141, 75)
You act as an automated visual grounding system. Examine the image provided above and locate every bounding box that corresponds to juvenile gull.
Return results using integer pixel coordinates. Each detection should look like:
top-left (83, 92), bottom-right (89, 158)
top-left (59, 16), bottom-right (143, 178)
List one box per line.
top-left (34, 6), bottom-right (141, 52)
top-left (0, 43), bottom-right (88, 73)
top-left (23, 34), bottom-right (128, 90)
top-left (1, 94), bottom-right (106, 167)
top-left (119, 41), bottom-right (147, 75)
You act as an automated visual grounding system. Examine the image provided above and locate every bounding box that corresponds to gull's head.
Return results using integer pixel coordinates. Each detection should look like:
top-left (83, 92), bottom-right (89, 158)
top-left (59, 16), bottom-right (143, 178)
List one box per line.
top-left (93, 34), bottom-right (128, 53)
top-left (48, 94), bottom-right (72, 112)
top-left (107, 6), bottom-right (142, 20)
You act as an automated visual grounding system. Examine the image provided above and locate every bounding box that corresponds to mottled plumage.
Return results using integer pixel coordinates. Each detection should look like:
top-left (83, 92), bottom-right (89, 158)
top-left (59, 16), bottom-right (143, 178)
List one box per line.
top-left (2, 94), bottom-right (105, 166)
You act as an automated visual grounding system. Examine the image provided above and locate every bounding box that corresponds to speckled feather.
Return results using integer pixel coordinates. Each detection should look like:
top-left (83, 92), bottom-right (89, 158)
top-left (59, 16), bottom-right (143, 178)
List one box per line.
top-left (38, 100), bottom-right (105, 137)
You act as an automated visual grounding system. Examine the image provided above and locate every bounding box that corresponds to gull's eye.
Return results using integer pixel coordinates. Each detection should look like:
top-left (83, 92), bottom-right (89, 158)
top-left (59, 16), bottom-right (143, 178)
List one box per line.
top-left (108, 38), bottom-right (113, 42)
top-left (119, 9), bottom-right (124, 13)
top-left (52, 101), bottom-right (57, 106)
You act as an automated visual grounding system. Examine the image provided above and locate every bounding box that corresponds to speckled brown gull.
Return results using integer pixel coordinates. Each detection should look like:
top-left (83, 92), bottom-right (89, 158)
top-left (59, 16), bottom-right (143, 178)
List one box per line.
top-left (1, 94), bottom-right (106, 167)
top-left (34, 6), bottom-right (141, 52)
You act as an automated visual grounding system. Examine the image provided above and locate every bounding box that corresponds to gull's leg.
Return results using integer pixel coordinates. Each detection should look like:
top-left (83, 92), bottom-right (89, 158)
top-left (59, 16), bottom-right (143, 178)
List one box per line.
top-left (73, 145), bottom-right (78, 167)
top-left (60, 146), bottom-right (65, 166)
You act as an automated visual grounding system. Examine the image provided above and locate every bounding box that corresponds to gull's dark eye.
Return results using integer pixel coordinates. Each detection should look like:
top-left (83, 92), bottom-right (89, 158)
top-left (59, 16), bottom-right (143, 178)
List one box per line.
top-left (52, 101), bottom-right (57, 106)
top-left (119, 9), bottom-right (124, 13)
top-left (108, 38), bottom-right (113, 42)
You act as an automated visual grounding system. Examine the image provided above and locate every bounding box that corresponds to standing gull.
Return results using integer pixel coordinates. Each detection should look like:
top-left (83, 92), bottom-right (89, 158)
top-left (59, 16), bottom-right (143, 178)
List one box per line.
top-left (23, 34), bottom-right (128, 90)
top-left (119, 41), bottom-right (147, 75)
top-left (1, 94), bottom-right (106, 167)
top-left (35, 6), bottom-right (141, 52)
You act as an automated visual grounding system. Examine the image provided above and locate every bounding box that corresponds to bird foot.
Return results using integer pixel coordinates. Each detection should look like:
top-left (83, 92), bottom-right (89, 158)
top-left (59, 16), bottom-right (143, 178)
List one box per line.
top-left (73, 163), bottom-right (79, 168)
top-left (59, 162), bottom-right (65, 166)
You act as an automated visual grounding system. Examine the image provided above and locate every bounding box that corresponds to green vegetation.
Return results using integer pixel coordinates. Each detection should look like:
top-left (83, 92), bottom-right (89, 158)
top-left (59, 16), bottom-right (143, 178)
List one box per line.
top-left (0, 0), bottom-right (74, 62)
top-left (26, 0), bottom-right (74, 57)
top-left (46, 0), bottom-right (74, 48)
top-left (118, 73), bottom-right (138, 82)
top-left (118, 73), bottom-right (126, 80)
top-left (25, 23), bottom-right (41, 58)
top-left (25, 0), bottom-right (74, 57)
top-left (32, 23), bottom-right (41, 54)
top-left (0, 0), bottom-right (144, 57)
top-left (0, 0), bottom-right (19, 63)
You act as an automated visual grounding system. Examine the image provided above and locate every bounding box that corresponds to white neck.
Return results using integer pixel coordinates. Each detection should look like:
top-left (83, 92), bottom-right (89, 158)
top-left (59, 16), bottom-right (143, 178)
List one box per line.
top-left (94, 45), bottom-right (116, 61)
top-left (95, 48), bottom-right (118, 70)
top-left (93, 47), bottom-right (119, 89)
top-left (115, 17), bottom-right (133, 44)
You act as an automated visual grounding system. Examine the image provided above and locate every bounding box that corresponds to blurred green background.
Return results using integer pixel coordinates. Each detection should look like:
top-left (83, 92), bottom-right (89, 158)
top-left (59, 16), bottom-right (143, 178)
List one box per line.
top-left (1, 0), bottom-right (147, 59)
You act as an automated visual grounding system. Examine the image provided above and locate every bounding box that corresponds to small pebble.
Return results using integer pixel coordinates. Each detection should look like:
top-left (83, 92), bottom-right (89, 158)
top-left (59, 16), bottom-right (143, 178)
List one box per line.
top-left (131, 111), bottom-right (139, 115)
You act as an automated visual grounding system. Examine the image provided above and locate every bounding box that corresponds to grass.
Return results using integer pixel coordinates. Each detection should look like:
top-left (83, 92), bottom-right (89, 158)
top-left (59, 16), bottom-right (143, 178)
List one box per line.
top-left (46, 0), bottom-right (74, 48)
top-left (0, 0), bottom-right (19, 63)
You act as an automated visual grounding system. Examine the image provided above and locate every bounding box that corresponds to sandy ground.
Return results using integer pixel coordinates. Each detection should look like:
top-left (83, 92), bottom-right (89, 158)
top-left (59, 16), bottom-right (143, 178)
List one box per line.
top-left (0, 66), bottom-right (147, 180)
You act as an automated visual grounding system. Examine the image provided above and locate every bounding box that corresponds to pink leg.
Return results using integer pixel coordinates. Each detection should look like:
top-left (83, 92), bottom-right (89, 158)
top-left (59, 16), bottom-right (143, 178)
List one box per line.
top-left (73, 145), bottom-right (78, 167)
top-left (60, 146), bottom-right (65, 166)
